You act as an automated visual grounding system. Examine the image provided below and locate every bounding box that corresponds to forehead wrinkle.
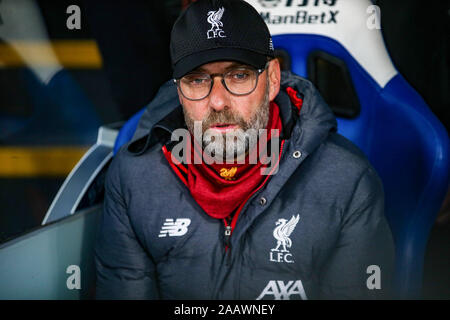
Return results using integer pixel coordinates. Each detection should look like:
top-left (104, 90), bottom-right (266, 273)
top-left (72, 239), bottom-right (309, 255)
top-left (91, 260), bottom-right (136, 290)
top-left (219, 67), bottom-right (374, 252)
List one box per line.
top-left (194, 61), bottom-right (250, 74)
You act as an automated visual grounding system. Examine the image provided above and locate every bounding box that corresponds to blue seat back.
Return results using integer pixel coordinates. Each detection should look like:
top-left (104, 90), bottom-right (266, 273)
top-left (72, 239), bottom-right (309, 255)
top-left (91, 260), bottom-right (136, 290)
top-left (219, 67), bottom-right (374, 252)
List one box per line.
top-left (113, 108), bottom-right (146, 155)
top-left (251, 0), bottom-right (450, 298)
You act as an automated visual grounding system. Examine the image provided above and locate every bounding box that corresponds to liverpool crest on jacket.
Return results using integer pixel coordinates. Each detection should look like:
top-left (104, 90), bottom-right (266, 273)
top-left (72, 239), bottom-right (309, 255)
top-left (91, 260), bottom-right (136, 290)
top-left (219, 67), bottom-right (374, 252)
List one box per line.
top-left (270, 214), bottom-right (300, 263)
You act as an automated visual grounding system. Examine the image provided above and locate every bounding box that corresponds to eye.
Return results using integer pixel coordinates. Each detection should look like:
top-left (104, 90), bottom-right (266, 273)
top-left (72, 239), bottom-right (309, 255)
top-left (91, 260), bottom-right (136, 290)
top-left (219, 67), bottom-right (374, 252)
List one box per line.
top-left (228, 69), bottom-right (252, 82)
top-left (234, 73), bottom-right (247, 80)
top-left (183, 74), bottom-right (210, 86)
top-left (192, 78), bottom-right (206, 85)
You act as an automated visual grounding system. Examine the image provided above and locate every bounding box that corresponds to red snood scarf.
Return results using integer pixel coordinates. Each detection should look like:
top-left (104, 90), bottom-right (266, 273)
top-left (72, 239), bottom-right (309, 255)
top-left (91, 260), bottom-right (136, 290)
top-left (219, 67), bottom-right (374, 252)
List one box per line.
top-left (163, 102), bottom-right (284, 219)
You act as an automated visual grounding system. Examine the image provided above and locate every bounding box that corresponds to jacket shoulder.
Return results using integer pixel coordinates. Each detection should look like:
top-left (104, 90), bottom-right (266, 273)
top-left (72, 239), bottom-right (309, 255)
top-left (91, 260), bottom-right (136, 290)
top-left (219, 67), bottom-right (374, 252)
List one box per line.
top-left (323, 132), bottom-right (385, 209)
top-left (295, 131), bottom-right (384, 211)
top-left (323, 132), bottom-right (377, 175)
top-left (105, 142), bottom-right (168, 197)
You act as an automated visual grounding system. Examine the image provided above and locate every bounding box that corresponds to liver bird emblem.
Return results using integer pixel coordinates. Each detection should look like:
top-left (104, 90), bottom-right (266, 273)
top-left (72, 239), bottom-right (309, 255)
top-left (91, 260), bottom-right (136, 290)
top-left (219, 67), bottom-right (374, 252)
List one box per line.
top-left (207, 7), bottom-right (225, 38)
top-left (271, 215), bottom-right (300, 253)
top-left (220, 167), bottom-right (237, 180)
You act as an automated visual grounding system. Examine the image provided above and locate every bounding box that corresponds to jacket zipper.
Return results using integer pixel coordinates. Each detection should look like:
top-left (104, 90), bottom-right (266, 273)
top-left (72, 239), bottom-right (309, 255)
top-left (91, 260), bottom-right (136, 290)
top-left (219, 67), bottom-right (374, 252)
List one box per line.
top-left (220, 139), bottom-right (285, 267)
top-left (223, 220), bottom-right (232, 266)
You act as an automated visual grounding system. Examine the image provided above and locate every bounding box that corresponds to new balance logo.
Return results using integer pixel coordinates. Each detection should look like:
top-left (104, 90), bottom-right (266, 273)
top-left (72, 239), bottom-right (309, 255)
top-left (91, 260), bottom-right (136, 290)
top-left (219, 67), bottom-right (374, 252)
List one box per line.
top-left (256, 280), bottom-right (308, 300)
top-left (158, 218), bottom-right (191, 237)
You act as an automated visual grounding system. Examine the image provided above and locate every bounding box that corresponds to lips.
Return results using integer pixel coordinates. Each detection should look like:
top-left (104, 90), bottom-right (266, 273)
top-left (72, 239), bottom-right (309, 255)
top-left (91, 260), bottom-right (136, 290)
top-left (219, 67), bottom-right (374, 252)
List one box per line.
top-left (209, 123), bottom-right (238, 132)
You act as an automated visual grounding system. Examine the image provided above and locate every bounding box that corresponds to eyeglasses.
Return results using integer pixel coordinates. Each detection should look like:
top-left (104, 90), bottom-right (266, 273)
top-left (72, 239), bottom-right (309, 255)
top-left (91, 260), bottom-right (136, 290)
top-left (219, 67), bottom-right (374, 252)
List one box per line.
top-left (174, 62), bottom-right (269, 101)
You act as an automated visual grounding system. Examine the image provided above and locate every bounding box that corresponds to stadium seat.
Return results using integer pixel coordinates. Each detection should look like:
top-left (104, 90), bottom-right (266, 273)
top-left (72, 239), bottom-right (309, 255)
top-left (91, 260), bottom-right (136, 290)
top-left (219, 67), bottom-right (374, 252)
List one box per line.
top-left (113, 108), bottom-right (146, 155)
top-left (113, 0), bottom-right (450, 299)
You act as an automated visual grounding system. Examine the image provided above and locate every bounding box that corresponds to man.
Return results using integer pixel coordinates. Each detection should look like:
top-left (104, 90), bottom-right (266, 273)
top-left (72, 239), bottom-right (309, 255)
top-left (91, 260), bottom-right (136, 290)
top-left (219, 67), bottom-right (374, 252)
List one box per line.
top-left (95, 0), bottom-right (395, 299)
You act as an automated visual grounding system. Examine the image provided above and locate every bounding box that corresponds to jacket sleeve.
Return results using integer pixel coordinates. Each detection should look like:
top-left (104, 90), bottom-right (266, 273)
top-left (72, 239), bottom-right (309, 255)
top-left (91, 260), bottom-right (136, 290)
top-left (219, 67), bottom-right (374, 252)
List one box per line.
top-left (95, 155), bottom-right (159, 299)
top-left (318, 166), bottom-right (395, 299)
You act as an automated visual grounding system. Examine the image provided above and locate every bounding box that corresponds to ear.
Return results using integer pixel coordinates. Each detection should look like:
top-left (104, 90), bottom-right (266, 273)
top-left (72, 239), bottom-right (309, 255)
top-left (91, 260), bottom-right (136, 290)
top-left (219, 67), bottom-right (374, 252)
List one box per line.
top-left (267, 58), bottom-right (281, 102)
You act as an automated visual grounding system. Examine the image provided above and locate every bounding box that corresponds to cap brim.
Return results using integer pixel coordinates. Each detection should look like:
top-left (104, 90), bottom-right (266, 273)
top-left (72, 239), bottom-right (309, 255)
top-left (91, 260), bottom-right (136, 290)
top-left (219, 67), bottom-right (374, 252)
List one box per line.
top-left (173, 47), bottom-right (268, 79)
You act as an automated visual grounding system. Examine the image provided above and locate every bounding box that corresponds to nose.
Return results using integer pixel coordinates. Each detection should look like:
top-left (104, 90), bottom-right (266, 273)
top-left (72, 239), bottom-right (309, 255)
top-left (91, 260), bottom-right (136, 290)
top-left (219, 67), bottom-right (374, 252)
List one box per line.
top-left (208, 78), bottom-right (229, 112)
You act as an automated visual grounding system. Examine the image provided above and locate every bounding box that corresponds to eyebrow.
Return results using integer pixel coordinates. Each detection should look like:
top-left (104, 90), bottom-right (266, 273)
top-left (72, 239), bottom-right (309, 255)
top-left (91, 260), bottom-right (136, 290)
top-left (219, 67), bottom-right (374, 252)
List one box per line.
top-left (194, 62), bottom-right (249, 73)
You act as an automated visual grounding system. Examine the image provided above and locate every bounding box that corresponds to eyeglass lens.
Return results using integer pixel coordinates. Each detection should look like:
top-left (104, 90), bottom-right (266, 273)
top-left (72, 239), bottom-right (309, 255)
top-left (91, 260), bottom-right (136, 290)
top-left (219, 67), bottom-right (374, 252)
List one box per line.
top-left (179, 67), bottom-right (259, 100)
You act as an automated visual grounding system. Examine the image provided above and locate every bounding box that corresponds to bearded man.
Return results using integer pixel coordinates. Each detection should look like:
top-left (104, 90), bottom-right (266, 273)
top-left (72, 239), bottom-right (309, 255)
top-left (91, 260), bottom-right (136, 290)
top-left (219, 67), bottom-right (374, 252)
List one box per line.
top-left (95, 0), bottom-right (395, 300)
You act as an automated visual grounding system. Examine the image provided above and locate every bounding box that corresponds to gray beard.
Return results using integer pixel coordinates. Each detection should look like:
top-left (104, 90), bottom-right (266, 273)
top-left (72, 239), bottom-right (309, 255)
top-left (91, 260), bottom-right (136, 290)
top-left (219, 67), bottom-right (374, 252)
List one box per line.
top-left (183, 78), bottom-right (271, 162)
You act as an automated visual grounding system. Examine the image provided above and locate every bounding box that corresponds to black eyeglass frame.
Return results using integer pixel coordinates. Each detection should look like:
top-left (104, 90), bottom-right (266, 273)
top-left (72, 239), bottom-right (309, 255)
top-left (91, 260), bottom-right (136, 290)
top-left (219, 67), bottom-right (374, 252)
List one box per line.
top-left (174, 61), bottom-right (269, 101)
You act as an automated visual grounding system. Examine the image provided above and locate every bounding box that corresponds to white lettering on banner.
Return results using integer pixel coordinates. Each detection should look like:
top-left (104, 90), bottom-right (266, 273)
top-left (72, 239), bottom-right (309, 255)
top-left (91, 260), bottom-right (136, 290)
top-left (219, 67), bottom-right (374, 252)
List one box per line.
top-left (260, 10), bottom-right (339, 25)
top-left (258, 0), bottom-right (282, 8)
top-left (286, 0), bottom-right (337, 7)
top-left (256, 280), bottom-right (308, 300)
top-left (259, 0), bottom-right (337, 7)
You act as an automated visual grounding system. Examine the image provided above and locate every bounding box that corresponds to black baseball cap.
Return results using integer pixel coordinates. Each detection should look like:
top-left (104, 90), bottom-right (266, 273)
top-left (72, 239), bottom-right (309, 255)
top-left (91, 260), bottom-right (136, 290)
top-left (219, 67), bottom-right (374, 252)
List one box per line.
top-left (170, 0), bottom-right (275, 79)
